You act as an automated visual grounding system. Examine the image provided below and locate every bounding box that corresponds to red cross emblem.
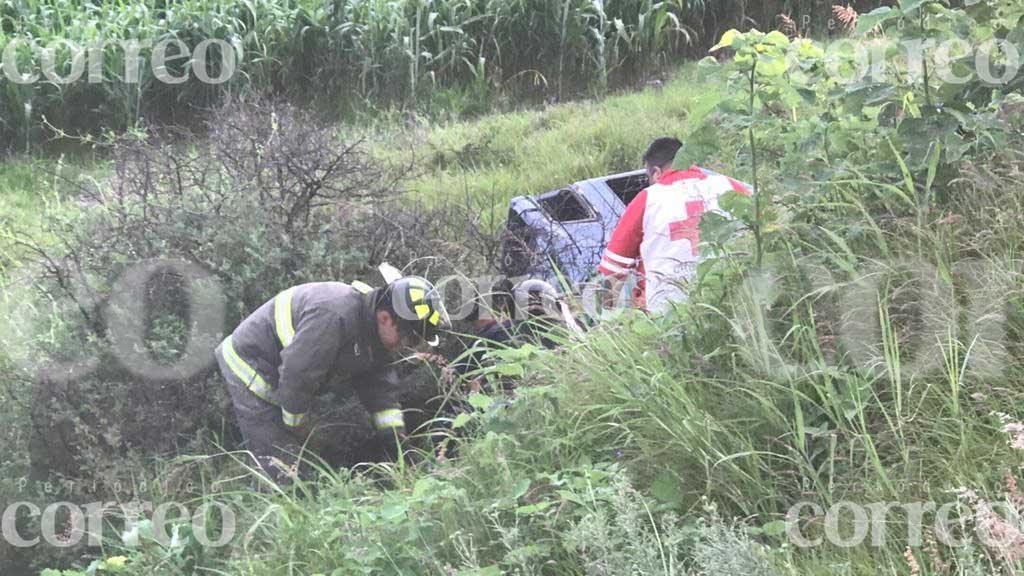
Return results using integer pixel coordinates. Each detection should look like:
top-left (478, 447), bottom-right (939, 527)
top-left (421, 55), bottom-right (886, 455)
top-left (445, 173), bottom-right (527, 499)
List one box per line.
top-left (668, 200), bottom-right (706, 256)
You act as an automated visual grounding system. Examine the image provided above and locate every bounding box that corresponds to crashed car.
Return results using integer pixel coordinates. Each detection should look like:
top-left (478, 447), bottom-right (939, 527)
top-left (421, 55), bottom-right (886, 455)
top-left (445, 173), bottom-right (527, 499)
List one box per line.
top-left (500, 167), bottom-right (731, 291)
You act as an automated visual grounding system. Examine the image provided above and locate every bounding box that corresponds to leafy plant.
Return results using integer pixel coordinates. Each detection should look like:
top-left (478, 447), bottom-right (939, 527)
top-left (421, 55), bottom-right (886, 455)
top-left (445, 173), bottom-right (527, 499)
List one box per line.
top-left (708, 28), bottom-right (796, 268)
top-left (0, 0), bottom-right (833, 149)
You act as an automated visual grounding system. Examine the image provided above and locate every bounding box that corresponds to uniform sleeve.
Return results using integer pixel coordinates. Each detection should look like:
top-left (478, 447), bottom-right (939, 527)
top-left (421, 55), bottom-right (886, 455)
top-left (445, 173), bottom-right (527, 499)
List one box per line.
top-left (727, 176), bottom-right (752, 196)
top-left (598, 189), bottom-right (647, 279)
top-left (353, 367), bottom-right (407, 459)
top-left (276, 307), bottom-right (344, 429)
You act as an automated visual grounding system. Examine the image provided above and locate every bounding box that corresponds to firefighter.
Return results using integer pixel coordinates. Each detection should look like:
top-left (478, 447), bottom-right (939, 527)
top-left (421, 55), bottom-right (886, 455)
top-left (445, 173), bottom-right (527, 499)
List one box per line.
top-left (214, 276), bottom-right (450, 485)
top-left (508, 278), bottom-right (564, 348)
top-left (597, 137), bottom-right (751, 313)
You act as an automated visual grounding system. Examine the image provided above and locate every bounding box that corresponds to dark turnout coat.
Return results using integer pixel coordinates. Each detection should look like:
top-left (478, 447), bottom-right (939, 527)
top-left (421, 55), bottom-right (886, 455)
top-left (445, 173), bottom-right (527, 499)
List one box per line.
top-left (215, 282), bottom-right (406, 480)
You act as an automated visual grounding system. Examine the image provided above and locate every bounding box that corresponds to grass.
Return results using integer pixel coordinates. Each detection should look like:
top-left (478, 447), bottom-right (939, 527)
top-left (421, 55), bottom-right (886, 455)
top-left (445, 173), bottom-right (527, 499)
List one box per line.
top-left (0, 157), bottom-right (94, 483)
top-left (0, 156), bottom-right (97, 282)
top-left (0, 160), bottom-right (66, 235)
top-left (402, 64), bottom-right (742, 212)
top-left (6, 6), bottom-right (1024, 573)
top-left (3, 63), bottom-right (730, 236)
top-left (0, 0), bottom-right (764, 149)
top-left (0, 81), bottom-right (762, 571)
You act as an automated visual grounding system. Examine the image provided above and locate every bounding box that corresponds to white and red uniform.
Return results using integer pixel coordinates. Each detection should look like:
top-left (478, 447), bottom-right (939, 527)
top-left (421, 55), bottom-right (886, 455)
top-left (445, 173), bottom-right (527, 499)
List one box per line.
top-left (598, 167), bottom-right (751, 313)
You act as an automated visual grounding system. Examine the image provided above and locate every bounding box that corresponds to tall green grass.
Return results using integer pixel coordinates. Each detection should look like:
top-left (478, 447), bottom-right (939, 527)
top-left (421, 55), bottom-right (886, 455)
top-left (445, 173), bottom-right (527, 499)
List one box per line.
top-left (397, 63), bottom-right (743, 218)
top-left (465, 155), bottom-right (1024, 571)
top-left (11, 2), bottom-right (1024, 572)
top-left (0, 0), bottom-right (888, 150)
top-left (0, 156), bottom-right (96, 274)
top-left (0, 0), bottom-right (718, 149)
top-left (41, 74), bottom-right (1023, 574)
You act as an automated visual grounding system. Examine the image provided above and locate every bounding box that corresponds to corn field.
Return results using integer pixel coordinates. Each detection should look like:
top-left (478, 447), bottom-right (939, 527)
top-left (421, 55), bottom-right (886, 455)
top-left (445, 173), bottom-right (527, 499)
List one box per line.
top-left (0, 0), bottom-right (880, 149)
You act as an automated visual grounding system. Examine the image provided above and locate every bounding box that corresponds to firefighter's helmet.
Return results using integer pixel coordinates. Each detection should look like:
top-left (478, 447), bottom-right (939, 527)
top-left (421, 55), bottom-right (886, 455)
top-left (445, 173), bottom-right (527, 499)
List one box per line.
top-left (512, 278), bottom-right (560, 318)
top-left (386, 276), bottom-right (451, 346)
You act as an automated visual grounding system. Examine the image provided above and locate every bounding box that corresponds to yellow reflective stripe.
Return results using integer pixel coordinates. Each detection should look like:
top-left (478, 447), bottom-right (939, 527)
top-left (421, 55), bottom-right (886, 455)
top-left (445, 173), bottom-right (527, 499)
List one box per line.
top-left (409, 288), bottom-right (425, 302)
top-left (275, 288), bottom-right (296, 348)
top-left (282, 410), bottom-right (306, 428)
top-left (372, 409), bottom-right (404, 429)
top-left (222, 337), bottom-right (276, 404)
top-left (429, 311), bottom-right (440, 326)
top-left (352, 280), bottom-right (374, 294)
top-left (415, 304), bottom-right (430, 319)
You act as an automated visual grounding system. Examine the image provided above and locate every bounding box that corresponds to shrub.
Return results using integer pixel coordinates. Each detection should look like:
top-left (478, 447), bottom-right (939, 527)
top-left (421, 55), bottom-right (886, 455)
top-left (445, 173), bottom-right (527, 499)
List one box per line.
top-left (3, 99), bottom-right (503, 503)
top-left (567, 475), bottom-right (691, 575)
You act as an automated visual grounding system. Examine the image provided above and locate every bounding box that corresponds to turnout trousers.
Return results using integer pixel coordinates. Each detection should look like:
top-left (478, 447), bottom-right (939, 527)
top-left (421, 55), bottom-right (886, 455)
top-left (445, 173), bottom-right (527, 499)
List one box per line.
top-left (215, 342), bottom-right (373, 485)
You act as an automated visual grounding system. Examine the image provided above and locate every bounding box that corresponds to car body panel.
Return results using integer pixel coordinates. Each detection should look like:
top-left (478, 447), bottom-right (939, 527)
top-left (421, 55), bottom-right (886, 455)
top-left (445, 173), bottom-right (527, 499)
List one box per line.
top-left (502, 167), bottom-right (739, 291)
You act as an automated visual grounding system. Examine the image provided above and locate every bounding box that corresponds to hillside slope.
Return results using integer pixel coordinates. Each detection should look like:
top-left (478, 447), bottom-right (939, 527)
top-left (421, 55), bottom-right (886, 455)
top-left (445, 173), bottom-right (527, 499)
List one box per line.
top-left (8, 3), bottom-right (1024, 574)
top-left (401, 65), bottom-right (739, 209)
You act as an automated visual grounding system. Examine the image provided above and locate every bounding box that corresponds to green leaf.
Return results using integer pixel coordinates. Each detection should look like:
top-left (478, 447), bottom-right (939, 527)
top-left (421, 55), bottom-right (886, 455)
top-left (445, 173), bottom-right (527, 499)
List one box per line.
top-left (380, 501), bottom-right (408, 521)
top-left (700, 213), bottom-right (744, 247)
top-left (761, 519), bottom-right (788, 537)
top-left (842, 400), bottom-right (863, 420)
top-left (710, 28), bottom-right (740, 52)
top-left (925, 140), bottom-right (942, 194)
top-left (697, 56), bottom-right (720, 68)
top-left (899, 0), bottom-right (927, 14)
top-left (631, 317), bottom-right (660, 338)
top-left (795, 38), bottom-right (824, 60)
top-left (887, 137), bottom-right (916, 196)
top-left (650, 471), bottom-right (683, 504)
top-left (98, 556), bottom-right (129, 573)
top-left (856, 7), bottom-right (898, 34)
top-left (467, 392), bottom-right (495, 410)
top-left (493, 362), bottom-right (525, 377)
top-left (756, 54), bottom-right (788, 77)
top-left (557, 489), bottom-right (586, 505)
top-left (513, 478), bottom-right (531, 500)
top-left (413, 477), bottom-right (436, 499)
top-left (844, 81), bottom-right (898, 108)
top-left (763, 30), bottom-right (791, 47)
top-left (804, 424), bottom-right (832, 438)
top-left (896, 112), bottom-right (960, 168)
top-left (944, 130), bottom-right (970, 164)
top-left (719, 190), bottom-right (754, 222)
top-left (452, 412), bottom-right (472, 429)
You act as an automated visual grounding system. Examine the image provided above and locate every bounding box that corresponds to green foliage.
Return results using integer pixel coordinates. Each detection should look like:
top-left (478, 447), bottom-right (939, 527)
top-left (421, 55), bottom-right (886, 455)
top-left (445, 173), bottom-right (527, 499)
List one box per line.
top-left (0, 0), bottom-right (807, 149)
top-left (0, 156), bottom-right (93, 276)
top-left (10, 2), bottom-right (1024, 575)
top-left (708, 27), bottom-right (795, 267)
top-left (402, 64), bottom-right (742, 218)
top-left (1, 99), bottom-right (505, 513)
top-left (700, 2), bottom-right (1023, 272)
top-left (41, 554), bottom-right (130, 575)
